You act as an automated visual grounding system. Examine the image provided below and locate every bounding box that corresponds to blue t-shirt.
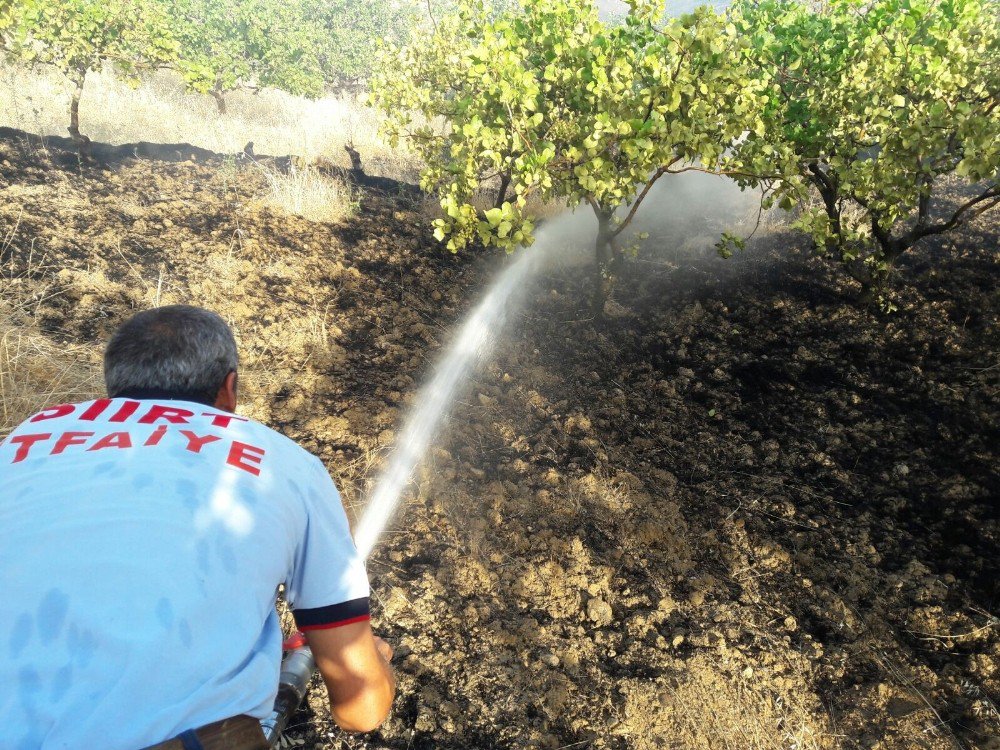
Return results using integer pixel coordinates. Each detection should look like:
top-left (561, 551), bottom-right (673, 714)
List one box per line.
top-left (0, 398), bottom-right (369, 749)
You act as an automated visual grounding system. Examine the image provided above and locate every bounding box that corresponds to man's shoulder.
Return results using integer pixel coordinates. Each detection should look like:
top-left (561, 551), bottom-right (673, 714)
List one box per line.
top-left (1, 398), bottom-right (327, 479)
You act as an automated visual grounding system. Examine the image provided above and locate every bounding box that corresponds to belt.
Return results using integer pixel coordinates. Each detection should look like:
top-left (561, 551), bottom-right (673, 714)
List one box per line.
top-left (141, 715), bottom-right (269, 750)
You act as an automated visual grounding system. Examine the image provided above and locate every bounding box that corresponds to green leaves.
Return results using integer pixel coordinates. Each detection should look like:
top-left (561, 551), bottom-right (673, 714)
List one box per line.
top-left (484, 207), bottom-right (504, 228)
top-left (5, 0), bottom-right (415, 112)
top-left (725, 0), bottom-right (999, 290)
top-left (370, 0), bottom-right (764, 254)
top-left (6, 0), bottom-right (177, 80)
top-left (164, 0), bottom-right (329, 99)
top-left (372, 0), bottom-right (998, 292)
top-left (0, 1), bottom-right (16, 35)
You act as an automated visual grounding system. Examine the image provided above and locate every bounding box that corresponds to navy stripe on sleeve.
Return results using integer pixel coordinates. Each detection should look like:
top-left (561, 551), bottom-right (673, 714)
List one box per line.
top-left (293, 597), bottom-right (371, 631)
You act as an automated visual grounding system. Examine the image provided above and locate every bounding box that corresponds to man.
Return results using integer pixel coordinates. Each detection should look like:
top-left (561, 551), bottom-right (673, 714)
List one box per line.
top-left (0, 305), bottom-right (395, 749)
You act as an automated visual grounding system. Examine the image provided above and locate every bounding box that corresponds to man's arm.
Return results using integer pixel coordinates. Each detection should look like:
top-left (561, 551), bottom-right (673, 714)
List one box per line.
top-left (304, 620), bottom-right (396, 733)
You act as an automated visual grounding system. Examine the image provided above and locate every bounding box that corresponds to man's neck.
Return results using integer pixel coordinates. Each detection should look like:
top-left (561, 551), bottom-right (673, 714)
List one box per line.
top-left (111, 388), bottom-right (215, 407)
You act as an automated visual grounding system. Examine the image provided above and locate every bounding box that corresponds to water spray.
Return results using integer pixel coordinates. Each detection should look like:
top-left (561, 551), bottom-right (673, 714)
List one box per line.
top-left (262, 174), bottom-right (758, 745)
top-left (353, 245), bottom-right (545, 559)
top-left (263, 243), bottom-right (549, 747)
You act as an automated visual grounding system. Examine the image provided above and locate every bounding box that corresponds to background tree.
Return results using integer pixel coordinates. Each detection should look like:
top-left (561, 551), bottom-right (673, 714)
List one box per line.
top-left (298, 0), bottom-right (415, 94)
top-left (723, 0), bottom-right (1000, 303)
top-left (0, 1), bottom-right (18, 50)
top-left (5, 0), bottom-right (178, 143)
top-left (371, 0), bottom-right (766, 311)
top-left (166, 0), bottom-right (327, 114)
top-left (0, 1), bottom-right (13, 34)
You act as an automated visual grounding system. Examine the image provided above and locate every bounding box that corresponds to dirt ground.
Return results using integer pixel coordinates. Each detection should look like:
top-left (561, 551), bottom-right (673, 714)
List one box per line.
top-left (1, 130), bottom-right (997, 750)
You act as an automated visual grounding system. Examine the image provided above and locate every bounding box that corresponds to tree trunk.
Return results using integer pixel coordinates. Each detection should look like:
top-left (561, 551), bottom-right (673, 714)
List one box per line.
top-left (592, 210), bottom-right (615, 315)
top-left (344, 142), bottom-right (363, 172)
top-left (68, 69), bottom-right (86, 141)
top-left (495, 172), bottom-right (511, 209)
top-left (67, 69), bottom-right (91, 159)
top-left (211, 84), bottom-right (228, 115)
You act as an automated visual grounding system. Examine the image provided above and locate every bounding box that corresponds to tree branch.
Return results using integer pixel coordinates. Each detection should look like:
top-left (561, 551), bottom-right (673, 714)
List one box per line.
top-left (870, 211), bottom-right (894, 258)
top-left (901, 183), bottom-right (1000, 246)
top-left (425, 0), bottom-right (438, 34)
top-left (664, 164), bottom-right (784, 181)
top-left (917, 179), bottom-right (931, 224)
top-left (807, 162), bottom-right (835, 193)
top-left (611, 162), bottom-right (673, 238)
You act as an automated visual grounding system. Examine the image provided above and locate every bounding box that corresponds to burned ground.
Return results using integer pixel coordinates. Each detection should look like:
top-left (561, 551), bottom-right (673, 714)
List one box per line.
top-left (1, 130), bottom-right (997, 749)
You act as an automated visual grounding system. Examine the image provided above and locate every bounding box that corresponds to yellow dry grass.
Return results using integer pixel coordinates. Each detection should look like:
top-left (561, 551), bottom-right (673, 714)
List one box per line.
top-left (0, 303), bottom-right (101, 438)
top-left (256, 163), bottom-right (358, 223)
top-left (0, 62), bottom-right (422, 182)
top-left (657, 659), bottom-right (831, 750)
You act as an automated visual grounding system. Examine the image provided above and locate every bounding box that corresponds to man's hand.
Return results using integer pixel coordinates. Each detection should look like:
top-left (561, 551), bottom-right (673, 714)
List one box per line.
top-left (305, 621), bottom-right (396, 733)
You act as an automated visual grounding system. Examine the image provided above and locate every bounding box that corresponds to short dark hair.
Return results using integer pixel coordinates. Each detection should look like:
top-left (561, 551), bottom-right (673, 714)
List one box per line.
top-left (104, 305), bottom-right (238, 404)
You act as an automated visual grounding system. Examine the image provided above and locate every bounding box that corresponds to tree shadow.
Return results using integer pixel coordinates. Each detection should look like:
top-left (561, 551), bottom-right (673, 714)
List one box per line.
top-left (0, 125), bottom-right (420, 197)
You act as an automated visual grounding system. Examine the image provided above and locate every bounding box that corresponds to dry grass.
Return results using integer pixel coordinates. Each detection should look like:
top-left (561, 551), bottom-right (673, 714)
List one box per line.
top-left (0, 62), bottom-right (422, 182)
top-left (656, 657), bottom-right (831, 750)
top-left (257, 163), bottom-right (358, 223)
top-left (0, 303), bottom-right (101, 438)
top-left (0, 60), bottom-right (575, 226)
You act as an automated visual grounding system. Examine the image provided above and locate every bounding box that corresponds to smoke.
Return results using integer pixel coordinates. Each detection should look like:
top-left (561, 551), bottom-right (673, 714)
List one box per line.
top-left (533, 171), bottom-right (766, 270)
top-left (629, 171), bottom-right (763, 259)
top-left (355, 172), bottom-right (767, 557)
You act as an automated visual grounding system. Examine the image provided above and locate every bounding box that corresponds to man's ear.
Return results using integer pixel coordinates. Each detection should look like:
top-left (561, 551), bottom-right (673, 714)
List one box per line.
top-left (214, 371), bottom-right (238, 412)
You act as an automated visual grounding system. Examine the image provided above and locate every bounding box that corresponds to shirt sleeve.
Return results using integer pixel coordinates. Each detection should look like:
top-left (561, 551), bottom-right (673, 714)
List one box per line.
top-left (286, 457), bottom-right (371, 631)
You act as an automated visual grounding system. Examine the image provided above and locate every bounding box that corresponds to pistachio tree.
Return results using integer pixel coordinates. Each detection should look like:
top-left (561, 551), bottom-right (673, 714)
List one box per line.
top-left (5, 0), bottom-right (177, 142)
top-left (723, 0), bottom-right (1000, 300)
top-left (166, 0), bottom-right (327, 113)
top-left (0, 2), bottom-right (13, 33)
top-left (0, 1), bottom-right (18, 49)
top-left (370, 0), bottom-right (767, 310)
top-left (299, 0), bottom-right (415, 93)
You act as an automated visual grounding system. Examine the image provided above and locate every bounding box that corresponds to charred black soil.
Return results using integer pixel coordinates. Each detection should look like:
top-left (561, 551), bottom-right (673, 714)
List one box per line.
top-left (1, 131), bottom-right (997, 750)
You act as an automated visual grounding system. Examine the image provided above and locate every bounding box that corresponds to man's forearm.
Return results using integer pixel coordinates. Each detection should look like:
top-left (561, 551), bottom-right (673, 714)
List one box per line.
top-left (306, 623), bottom-right (397, 733)
top-left (327, 658), bottom-right (395, 733)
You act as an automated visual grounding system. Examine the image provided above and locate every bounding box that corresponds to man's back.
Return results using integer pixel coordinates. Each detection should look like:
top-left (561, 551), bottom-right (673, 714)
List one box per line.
top-left (0, 398), bottom-right (368, 749)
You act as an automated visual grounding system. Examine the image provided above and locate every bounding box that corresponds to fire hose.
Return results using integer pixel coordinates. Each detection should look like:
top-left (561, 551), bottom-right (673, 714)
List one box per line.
top-left (260, 632), bottom-right (316, 747)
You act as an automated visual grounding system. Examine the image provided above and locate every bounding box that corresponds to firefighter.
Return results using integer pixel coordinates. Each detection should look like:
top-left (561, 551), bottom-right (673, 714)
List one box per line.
top-left (0, 305), bottom-right (395, 749)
